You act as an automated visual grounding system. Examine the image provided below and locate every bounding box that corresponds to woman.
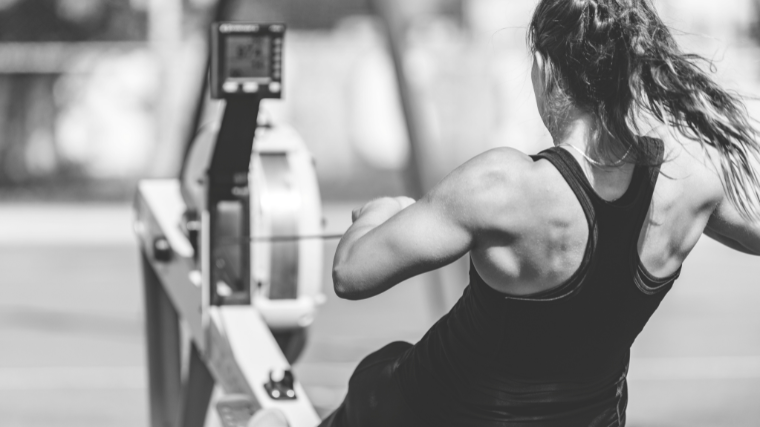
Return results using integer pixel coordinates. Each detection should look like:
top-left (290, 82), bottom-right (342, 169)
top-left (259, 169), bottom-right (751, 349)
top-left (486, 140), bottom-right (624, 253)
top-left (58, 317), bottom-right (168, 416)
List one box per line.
top-left (254, 0), bottom-right (760, 426)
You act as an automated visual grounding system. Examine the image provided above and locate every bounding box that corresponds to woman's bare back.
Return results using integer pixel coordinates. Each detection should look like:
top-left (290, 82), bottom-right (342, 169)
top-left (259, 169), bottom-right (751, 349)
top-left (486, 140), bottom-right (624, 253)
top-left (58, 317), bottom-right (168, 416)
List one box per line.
top-left (471, 134), bottom-right (733, 297)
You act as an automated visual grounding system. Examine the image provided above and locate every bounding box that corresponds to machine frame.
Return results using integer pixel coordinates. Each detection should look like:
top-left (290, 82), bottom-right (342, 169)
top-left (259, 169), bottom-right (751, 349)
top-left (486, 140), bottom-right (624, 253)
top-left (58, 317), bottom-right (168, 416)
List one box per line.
top-left (135, 22), bottom-right (321, 427)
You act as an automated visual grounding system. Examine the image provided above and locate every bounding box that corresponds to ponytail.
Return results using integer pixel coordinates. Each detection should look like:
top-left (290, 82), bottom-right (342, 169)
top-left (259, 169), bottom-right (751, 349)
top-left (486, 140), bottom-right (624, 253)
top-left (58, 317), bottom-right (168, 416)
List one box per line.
top-left (529, 0), bottom-right (760, 218)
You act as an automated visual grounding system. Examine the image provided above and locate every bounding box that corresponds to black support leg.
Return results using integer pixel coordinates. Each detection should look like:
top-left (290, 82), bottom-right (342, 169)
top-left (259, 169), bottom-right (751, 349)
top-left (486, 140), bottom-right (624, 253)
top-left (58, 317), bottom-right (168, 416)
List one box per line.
top-left (179, 342), bottom-right (216, 427)
top-left (142, 252), bottom-right (183, 427)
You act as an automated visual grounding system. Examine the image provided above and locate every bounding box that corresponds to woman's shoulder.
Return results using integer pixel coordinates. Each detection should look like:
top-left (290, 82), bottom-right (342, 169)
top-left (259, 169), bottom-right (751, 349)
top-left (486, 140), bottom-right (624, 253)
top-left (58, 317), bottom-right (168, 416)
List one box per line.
top-left (644, 127), bottom-right (724, 207)
top-left (427, 147), bottom-right (561, 232)
top-left (463, 146), bottom-right (536, 168)
top-left (646, 126), bottom-right (719, 165)
top-left (442, 147), bottom-right (544, 197)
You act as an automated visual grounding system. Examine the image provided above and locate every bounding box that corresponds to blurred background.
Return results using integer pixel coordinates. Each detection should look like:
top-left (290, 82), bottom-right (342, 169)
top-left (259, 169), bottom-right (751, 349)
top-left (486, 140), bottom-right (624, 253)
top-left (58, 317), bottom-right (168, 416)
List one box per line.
top-left (0, 0), bottom-right (759, 426)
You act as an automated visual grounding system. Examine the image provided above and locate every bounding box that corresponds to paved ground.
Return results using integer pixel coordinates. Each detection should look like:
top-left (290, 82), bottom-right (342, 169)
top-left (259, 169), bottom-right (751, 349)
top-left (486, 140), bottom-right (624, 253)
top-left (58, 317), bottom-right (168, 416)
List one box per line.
top-left (0, 203), bottom-right (758, 426)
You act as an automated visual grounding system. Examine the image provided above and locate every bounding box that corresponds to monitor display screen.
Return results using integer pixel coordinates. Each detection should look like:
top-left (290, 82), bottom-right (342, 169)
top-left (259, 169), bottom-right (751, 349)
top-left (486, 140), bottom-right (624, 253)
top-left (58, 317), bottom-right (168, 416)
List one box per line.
top-left (224, 35), bottom-right (271, 79)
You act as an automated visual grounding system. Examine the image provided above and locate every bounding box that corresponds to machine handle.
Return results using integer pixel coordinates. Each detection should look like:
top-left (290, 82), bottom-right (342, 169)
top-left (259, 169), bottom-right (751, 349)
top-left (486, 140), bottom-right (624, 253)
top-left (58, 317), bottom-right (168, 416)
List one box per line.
top-left (218, 233), bottom-right (344, 246)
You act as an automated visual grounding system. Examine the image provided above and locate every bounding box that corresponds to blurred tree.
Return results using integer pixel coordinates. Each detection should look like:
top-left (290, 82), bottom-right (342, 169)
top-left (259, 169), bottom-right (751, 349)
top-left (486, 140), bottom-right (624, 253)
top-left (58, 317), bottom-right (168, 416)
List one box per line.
top-left (229, 0), bottom-right (462, 29)
top-left (0, 0), bottom-right (146, 41)
top-left (0, 0), bottom-right (147, 187)
top-left (750, 0), bottom-right (760, 43)
top-left (231, 0), bottom-right (370, 29)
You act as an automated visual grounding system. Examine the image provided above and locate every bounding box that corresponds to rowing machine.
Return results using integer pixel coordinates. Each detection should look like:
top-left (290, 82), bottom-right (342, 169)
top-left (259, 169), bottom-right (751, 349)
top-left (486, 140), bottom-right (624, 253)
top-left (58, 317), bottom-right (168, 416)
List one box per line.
top-left (135, 22), bottom-right (324, 427)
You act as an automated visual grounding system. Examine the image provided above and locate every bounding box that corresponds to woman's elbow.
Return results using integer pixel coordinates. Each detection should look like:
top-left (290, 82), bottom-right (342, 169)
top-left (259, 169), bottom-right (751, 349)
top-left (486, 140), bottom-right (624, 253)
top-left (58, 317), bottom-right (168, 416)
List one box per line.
top-left (332, 264), bottom-right (362, 300)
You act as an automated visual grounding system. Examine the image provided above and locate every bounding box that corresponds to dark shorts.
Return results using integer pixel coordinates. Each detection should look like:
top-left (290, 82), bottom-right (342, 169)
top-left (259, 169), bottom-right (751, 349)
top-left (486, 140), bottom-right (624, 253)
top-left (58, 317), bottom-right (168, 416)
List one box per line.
top-left (318, 341), bottom-right (422, 427)
top-left (318, 341), bottom-right (628, 427)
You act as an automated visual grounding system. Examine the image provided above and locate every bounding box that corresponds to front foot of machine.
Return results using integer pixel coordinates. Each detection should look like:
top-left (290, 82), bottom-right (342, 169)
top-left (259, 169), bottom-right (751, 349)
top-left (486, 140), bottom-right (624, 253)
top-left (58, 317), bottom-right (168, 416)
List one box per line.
top-left (272, 329), bottom-right (308, 364)
top-left (216, 395), bottom-right (292, 427)
top-left (216, 394), bottom-right (256, 427)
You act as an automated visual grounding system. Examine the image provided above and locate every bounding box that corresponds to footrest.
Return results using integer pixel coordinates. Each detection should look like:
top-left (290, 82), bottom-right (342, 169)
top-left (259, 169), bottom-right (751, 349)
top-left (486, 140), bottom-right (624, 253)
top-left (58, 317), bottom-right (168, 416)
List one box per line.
top-left (216, 394), bottom-right (256, 427)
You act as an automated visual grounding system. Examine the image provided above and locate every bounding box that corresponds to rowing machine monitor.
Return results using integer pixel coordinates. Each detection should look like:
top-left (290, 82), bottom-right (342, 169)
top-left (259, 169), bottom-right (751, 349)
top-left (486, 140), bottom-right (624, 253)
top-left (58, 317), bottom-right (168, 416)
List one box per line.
top-left (211, 23), bottom-right (284, 100)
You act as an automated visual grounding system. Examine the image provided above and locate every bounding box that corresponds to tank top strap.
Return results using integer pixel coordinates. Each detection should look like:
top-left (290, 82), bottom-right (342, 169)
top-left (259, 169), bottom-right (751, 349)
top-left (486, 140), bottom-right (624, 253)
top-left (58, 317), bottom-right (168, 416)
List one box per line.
top-left (530, 149), bottom-right (596, 229)
top-left (628, 137), bottom-right (679, 288)
top-left (637, 136), bottom-right (665, 209)
top-left (619, 137), bottom-right (665, 247)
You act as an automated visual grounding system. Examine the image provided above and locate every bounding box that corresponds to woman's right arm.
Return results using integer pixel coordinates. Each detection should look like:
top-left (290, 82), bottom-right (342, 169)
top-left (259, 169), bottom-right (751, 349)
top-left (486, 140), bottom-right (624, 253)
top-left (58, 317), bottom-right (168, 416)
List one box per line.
top-left (704, 197), bottom-right (760, 256)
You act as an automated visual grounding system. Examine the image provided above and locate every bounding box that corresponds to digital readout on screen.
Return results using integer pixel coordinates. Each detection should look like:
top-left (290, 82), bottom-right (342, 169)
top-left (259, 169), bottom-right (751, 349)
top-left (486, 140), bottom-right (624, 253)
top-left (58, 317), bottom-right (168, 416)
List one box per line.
top-left (224, 35), bottom-right (271, 79)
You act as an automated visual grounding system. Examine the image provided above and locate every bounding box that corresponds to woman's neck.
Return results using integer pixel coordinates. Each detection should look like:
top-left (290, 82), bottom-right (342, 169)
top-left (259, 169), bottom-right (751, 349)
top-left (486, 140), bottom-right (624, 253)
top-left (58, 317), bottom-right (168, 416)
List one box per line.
top-left (551, 111), bottom-right (631, 168)
top-left (551, 111), bottom-right (637, 201)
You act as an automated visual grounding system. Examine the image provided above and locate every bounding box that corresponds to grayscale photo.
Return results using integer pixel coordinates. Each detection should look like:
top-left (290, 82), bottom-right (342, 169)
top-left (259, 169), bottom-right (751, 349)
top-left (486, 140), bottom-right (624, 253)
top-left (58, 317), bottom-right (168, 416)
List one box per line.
top-left (0, 1), bottom-right (758, 426)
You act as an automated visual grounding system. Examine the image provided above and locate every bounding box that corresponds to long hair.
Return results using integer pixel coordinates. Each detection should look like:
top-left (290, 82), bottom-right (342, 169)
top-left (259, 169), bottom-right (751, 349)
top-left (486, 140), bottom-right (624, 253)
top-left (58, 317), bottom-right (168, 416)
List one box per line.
top-left (528, 0), bottom-right (760, 218)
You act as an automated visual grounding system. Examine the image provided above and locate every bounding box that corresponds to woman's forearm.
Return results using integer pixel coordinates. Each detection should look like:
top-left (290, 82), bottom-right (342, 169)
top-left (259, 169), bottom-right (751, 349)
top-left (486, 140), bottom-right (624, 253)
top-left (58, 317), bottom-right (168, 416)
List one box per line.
top-left (332, 199), bottom-right (406, 297)
top-left (335, 207), bottom-right (396, 265)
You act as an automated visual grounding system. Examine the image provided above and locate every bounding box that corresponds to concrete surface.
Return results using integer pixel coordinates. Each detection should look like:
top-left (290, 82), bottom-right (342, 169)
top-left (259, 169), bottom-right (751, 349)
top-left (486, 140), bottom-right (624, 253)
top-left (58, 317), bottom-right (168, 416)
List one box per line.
top-left (0, 202), bottom-right (758, 426)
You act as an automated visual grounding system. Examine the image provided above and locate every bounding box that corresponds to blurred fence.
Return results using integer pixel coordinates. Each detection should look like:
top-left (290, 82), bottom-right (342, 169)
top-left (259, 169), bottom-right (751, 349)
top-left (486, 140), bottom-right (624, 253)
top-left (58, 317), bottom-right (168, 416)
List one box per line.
top-left (1, 0), bottom-right (760, 201)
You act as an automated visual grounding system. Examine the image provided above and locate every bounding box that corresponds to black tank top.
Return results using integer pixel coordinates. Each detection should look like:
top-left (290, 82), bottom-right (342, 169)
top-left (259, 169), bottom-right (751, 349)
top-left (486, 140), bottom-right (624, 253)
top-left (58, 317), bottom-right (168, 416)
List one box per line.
top-left (396, 139), bottom-right (681, 426)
